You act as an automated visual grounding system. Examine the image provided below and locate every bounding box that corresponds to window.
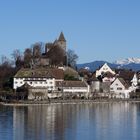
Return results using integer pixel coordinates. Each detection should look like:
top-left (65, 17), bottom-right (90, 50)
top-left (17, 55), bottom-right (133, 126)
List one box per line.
top-left (110, 88), bottom-right (113, 90)
top-left (116, 83), bottom-right (118, 86)
top-left (20, 82), bottom-right (22, 84)
top-left (101, 72), bottom-right (104, 75)
top-left (30, 82), bottom-right (32, 85)
top-left (50, 82), bottom-right (53, 84)
top-left (117, 87), bottom-right (122, 90)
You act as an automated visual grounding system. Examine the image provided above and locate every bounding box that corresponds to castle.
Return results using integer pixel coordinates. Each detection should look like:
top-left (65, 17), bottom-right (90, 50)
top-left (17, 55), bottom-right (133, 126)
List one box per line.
top-left (46, 32), bottom-right (66, 52)
top-left (32, 32), bottom-right (67, 67)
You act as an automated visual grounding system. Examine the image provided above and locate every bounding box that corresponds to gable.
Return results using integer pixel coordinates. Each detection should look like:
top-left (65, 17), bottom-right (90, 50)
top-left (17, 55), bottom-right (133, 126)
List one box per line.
top-left (96, 63), bottom-right (115, 75)
top-left (101, 63), bottom-right (111, 71)
top-left (111, 78), bottom-right (125, 88)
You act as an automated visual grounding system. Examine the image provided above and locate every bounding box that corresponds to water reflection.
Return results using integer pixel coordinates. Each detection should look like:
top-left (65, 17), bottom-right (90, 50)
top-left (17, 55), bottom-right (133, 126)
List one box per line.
top-left (0, 102), bottom-right (140, 140)
top-left (0, 106), bottom-right (13, 140)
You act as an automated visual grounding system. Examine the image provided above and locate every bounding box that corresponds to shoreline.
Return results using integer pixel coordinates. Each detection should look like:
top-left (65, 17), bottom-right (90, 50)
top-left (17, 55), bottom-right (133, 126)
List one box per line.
top-left (1, 99), bottom-right (140, 106)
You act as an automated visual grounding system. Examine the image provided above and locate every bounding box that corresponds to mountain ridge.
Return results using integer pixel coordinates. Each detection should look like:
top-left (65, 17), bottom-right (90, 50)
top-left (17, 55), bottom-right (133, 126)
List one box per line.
top-left (77, 59), bottom-right (140, 71)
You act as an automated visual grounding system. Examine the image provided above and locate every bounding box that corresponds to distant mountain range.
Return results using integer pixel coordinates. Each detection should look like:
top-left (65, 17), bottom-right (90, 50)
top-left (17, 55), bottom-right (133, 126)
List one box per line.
top-left (115, 58), bottom-right (140, 65)
top-left (77, 58), bottom-right (140, 71)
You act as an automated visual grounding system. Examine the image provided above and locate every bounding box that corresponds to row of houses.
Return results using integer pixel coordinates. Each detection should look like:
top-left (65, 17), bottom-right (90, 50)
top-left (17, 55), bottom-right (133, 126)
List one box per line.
top-left (13, 63), bottom-right (140, 100)
top-left (13, 67), bottom-right (90, 100)
top-left (90, 63), bottom-right (139, 99)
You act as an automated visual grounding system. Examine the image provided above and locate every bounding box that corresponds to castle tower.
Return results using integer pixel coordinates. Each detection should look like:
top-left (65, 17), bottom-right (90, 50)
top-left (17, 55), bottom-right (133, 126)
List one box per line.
top-left (33, 43), bottom-right (41, 57)
top-left (56, 32), bottom-right (66, 51)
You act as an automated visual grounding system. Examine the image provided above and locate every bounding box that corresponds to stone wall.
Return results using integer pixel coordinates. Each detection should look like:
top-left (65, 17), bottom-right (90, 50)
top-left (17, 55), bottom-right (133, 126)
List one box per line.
top-left (28, 88), bottom-right (48, 100)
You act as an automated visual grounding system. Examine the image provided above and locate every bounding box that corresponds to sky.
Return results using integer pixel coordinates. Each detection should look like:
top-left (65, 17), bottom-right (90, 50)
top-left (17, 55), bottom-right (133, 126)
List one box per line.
top-left (0, 0), bottom-right (140, 63)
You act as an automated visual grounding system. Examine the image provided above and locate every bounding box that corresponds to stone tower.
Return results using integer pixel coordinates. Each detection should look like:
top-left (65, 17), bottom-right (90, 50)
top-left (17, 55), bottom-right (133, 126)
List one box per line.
top-left (56, 32), bottom-right (66, 51)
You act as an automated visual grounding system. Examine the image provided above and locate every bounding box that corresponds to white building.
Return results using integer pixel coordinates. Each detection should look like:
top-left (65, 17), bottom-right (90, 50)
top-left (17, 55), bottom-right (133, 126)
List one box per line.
top-left (110, 78), bottom-right (131, 98)
top-left (96, 63), bottom-right (115, 78)
top-left (129, 73), bottom-right (138, 92)
top-left (91, 74), bottom-right (100, 92)
top-left (131, 73), bottom-right (138, 87)
top-left (13, 68), bottom-right (64, 91)
top-left (56, 80), bottom-right (90, 94)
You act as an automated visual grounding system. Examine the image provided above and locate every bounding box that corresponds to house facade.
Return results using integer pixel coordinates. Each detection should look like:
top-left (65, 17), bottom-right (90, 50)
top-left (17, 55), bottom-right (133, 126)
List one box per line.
top-left (110, 78), bottom-right (130, 98)
top-left (13, 68), bottom-right (64, 91)
top-left (56, 80), bottom-right (90, 93)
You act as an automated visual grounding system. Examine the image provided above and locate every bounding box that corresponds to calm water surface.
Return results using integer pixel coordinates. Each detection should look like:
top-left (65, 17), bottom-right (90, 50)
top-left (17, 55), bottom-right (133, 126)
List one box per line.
top-left (0, 102), bottom-right (140, 140)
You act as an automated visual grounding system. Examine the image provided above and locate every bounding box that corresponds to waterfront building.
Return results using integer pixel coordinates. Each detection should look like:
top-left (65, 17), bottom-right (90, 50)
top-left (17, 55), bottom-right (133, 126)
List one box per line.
top-left (13, 68), bottom-right (64, 91)
top-left (56, 80), bottom-right (90, 93)
top-left (110, 78), bottom-right (130, 98)
top-left (13, 66), bottom-right (90, 99)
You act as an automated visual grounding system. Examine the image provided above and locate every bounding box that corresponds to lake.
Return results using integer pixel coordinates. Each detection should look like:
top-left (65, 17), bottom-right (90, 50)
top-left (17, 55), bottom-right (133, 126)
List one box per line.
top-left (0, 102), bottom-right (140, 140)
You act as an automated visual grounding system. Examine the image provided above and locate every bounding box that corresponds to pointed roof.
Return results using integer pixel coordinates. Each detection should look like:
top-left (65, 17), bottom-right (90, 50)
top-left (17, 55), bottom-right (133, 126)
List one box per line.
top-left (58, 32), bottom-right (66, 42)
top-left (133, 73), bottom-right (138, 80)
top-left (113, 78), bottom-right (130, 88)
top-left (131, 73), bottom-right (138, 83)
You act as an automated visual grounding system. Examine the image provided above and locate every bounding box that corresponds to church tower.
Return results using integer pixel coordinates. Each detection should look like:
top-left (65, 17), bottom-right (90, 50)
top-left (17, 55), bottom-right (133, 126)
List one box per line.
top-left (56, 32), bottom-right (66, 51)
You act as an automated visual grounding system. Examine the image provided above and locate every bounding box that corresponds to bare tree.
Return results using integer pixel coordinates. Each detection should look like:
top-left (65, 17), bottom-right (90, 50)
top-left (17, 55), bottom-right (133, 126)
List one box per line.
top-left (0, 56), bottom-right (16, 90)
top-left (67, 49), bottom-right (78, 68)
top-left (32, 42), bottom-right (45, 57)
top-left (47, 45), bottom-right (66, 66)
top-left (12, 49), bottom-right (21, 62)
top-left (11, 49), bottom-right (23, 68)
top-left (0, 55), bottom-right (13, 67)
top-left (24, 48), bottom-right (33, 68)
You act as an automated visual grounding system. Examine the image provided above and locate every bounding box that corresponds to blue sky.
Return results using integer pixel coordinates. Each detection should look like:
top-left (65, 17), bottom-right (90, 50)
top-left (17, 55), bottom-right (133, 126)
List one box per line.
top-left (0, 0), bottom-right (140, 63)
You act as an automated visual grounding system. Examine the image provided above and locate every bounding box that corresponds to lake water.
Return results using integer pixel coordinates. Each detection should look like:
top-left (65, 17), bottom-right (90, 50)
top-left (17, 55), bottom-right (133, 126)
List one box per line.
top-left (0, 102), bottom-right (140, 140)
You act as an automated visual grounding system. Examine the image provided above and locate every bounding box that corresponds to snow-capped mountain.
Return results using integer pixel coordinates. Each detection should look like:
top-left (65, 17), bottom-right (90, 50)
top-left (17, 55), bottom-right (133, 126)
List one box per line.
top-left (114, 58), bottom-right (140, 65)
top-left (77, 59), bottom-right (140, 71)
